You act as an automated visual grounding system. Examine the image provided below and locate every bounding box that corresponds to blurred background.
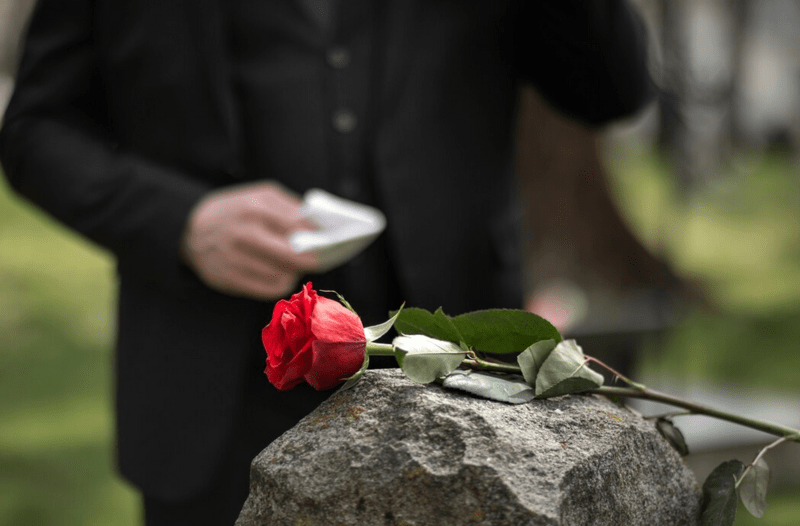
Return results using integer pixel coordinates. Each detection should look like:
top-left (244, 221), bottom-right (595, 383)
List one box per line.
top-left (1, 0), bottom-right (799, 524)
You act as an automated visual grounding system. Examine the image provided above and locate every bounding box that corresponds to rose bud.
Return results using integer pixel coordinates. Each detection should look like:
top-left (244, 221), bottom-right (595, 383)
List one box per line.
top-left (262, 282), bottom-right (366, 390)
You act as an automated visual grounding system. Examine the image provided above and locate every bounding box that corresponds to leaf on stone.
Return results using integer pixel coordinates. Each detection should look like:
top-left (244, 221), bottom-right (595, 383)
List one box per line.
top-left (442, 370), bottom-right (535, 404)
top-left (534, 340), bottom-right (604, 399)
top-left (517, 339), bottom-right (557, 386)
top-left (337, 353), bottom-right (370, 392)
top-left (739, 457), bottom-right (770, 518)
top-left (392, 334), bottom-right (467, 384)
top-left (656, 418), bottom-right (690, 456)
top-left (364, 303), bottom-right (404, 342)
top-left (701, 460), bottom-right (745, 526)
top-left (452, 309), bottom-right (562, 354)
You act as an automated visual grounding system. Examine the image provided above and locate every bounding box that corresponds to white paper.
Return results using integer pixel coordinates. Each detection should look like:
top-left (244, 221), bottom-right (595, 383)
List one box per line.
top-left (290, 188), bottom-right (386, 272)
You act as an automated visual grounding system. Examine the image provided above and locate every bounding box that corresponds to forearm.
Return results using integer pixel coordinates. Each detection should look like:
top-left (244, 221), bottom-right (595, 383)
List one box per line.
top-left (0, 113), bottom-right (210, 283)
top-left (0, 0), bottom-right (213, 284)
top-left (517, 0), bottom-right (656, 126)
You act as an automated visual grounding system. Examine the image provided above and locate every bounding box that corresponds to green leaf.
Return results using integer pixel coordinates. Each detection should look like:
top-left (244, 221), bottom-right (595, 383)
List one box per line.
top-left (392, 307), bottom-right (465, 344)
top-left (537, 377), bottom-right (601, 399)
top-left (739, 457), bottom-right (770, 518)
top-left (433, 307), bottom-right (466, 345)
top-left (392, 334), bottom-right (467, 384)
top-left (534, 340), bottom-right (604, 398)
top-left (701, 460), bottom-right (745, 526)
top-left (452, 309), bottom-right (562, 354)
top-left (393, 308), bottom-right (453, 341)
top-left (517, 339), bottom-right (557, 386)
top-left (655, 418), bottom-right (690, 456)
top-left (363, 303), bottom-right (405, 342)
top-left (337, 353), bottom-right (370, 392)
top-left (394, 308), bottom-right (562, 354)
top-left (442, 370), bottom-right (535, 404)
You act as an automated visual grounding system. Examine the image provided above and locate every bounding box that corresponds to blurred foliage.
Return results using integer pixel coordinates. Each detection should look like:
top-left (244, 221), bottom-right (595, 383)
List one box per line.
top-left (734, 489), bottom-right (800, 526)
top-left (0, 176), bottom-right (140, 526)
top-left (2, 143), bottom-right (800, 525)
top-left (606, 145), bottom-right (800, 393)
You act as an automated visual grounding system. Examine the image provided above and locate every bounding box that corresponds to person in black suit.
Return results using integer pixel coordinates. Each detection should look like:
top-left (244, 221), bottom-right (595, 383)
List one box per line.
top-left (0, 0), bottom-right (654, 523)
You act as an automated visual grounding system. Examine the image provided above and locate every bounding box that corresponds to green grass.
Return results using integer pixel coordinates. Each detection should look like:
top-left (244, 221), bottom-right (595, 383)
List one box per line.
top-left (0, 177), bottom-right (140, 526)
top-left (2, 144), bottom-right (800, 525)
top-left (733, 489), bottom-right (800, 526)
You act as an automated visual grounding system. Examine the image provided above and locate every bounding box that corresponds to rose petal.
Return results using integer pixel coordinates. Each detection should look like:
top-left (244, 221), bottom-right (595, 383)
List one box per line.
top-left (304, 339), bottom-right (367, 390)
top-left (281, 310), bottom-right (311, 352)
top-left (310, 295), bottom-right (365, 343)
top-left (267, 339), bottom-right (314, 390)
top-left (298, 282), bottom-right (317, 316)
top-left (262, 302), bottom-right (290, 362)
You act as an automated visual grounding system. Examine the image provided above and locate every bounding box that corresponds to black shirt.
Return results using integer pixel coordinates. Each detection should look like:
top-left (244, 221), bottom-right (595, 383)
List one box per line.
top-left (230, 0), bottom-right (402, 324)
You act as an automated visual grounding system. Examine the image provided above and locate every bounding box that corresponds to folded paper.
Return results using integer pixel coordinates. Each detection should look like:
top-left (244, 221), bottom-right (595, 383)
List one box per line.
top-left (290, 189), bottom-right (386, 272)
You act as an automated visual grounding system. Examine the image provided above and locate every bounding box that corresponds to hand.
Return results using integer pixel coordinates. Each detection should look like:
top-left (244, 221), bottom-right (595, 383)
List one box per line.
top-left (181, 181), bottom-right (320, 300)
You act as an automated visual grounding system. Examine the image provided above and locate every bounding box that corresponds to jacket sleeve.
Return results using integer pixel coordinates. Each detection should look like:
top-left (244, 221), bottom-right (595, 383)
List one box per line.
top-left (515, 0), bottom-right (656, 126)
top-left (0, 0), bottom-right (211, 284)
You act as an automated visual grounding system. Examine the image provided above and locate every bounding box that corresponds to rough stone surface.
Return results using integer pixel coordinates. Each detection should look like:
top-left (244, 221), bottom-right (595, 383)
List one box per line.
top-left (236, 370), bottom-right (701, 526)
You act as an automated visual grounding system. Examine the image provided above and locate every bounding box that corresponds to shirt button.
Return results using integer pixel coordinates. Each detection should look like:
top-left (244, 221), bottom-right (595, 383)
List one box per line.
top-left (328, 47), bottom-right (350, 69)
top-left (327, 47), bottom-right (351, 69)
top-left (332, 109), bottom-right (357, 133)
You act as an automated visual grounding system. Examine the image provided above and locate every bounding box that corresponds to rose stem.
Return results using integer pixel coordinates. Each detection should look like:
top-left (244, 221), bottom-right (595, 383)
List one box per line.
top-left (582, 355), bottom-right (800, 441)
top-left (365, 342), bottom-right (395, 356)
top-left (463, 353), bottom-right (524, 374)
top-left (735, 435), bottom-right (791, 489)
top-left (366, 342), bottom-right (800, 442)
top-left (584, 355), bottom-right (646, 390)
top-left (588, 385), bottom-right (800, 443)
top-left (465, 352), bottom-right (800, 441)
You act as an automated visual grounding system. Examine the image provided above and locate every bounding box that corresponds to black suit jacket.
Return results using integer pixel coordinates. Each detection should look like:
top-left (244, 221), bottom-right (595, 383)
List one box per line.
top-left (0, 0), bottom-right (653, 499)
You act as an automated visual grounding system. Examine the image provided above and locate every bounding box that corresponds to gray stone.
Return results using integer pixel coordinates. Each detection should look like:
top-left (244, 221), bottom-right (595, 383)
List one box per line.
top-left (236, 369), bottom-right (701, 526)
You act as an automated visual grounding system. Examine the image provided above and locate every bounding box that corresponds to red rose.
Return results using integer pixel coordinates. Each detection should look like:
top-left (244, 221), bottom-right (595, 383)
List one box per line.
top-left (262, 282), bottom-right (366, 390)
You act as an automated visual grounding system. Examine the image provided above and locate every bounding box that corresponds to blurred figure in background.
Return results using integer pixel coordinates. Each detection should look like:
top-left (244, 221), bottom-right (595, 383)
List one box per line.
top-left (518, 85), bottom-right (702, 377)
top-left (0, 1), bottom-right (656, 524)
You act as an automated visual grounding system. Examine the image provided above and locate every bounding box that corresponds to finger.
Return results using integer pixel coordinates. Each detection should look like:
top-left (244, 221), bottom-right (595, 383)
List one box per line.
top-left (219, 272), bottom-right (298, 301)
top-left (296, 216), bottom-right (321, 232)
top-left (230, 231), bottom-right (321, 274)
top-left (249, 185), bottom-right (308, 233)
top-left (249, 275), bottom-right (300, 301)
top-left (232, 222), bottom-right (321, 271)
top-left (225, 261), bottom-right (302, 300)
top-left (192, 245), bottom-right (301, 300)
top-left (254, 185), bottom-right (322, 234)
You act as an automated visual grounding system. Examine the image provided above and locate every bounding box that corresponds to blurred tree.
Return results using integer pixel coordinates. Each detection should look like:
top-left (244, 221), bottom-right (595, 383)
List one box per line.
top-left (645, 0), bottom-right (800, 186)
top-left (515, 86), bottom-right (703, 376)
top-left (517, 87), bottom-right (677, 295)
top-left (656, 0), bottom-right (692, 194)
